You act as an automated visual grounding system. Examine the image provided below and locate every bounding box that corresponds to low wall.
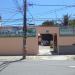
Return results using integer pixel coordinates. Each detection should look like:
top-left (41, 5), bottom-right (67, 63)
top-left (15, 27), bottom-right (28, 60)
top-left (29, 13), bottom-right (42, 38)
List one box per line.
top-left (59, 45), bottom-right (75, 55)
top-left (26, 37), bottom-right (39, 55)
top-left (58, 36), bottom-right (75, 46)
top-left (0, 37), bottom-right (23, 55)
top-left (0, 37), bottom-right (38, 56)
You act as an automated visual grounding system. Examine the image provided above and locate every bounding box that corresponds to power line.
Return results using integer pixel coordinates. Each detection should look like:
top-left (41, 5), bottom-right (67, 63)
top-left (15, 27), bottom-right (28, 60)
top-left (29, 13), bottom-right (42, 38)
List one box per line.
top-left (27, 9), bottom-right (36, 24)
top-left (29, 3), bottom-right (75, 7)
top-left (27, 4), bottom-right (75, 20)
top-left (2, 16), bottom-right (75, 21)
top-left (33, 7), bottom-right (67, 16)
top-left (0, 8), bottom-right (18, 10)
top-left (12, 0), bottom-right (23, 14)
top-left (3, 23), bottom-right (23, 26)
top-left (28, 10), bottom-right (34, 20)
top-left (28, 19), bottom-right (62, 22)
top-left (1, 19), bottom-right (22, 22)
top-left (2, 12), bottom-right (19, 25)
top-left (0, 8), bottom-right (22, 14)
top-left (12, 0), bottom-right (21, 10)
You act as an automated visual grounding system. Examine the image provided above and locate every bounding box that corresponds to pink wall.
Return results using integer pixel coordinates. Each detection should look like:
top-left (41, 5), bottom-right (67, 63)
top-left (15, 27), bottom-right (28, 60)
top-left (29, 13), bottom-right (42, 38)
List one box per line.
top-left (26, 37), bottom-right (39, 55)
top-left (0, 26), bottom-right (75, 55)
top-left (0, 37), bottom-right (23, 55)
top-left (36, 26), bottom-right (75, 46)
top-left (0, 37), bottom-right (38, 55)
top-left (36, 26), bottom-right (59, 47)
top-left (58, 36), bottom-right (75, 46)
top-left (36, 27), bottom-right (59, 35)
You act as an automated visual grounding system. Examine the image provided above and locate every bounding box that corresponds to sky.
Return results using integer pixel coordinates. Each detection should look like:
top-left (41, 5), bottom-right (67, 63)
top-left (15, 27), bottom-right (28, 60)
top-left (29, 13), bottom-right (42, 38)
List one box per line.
top-left (0, 0), bottom-right (75, 26)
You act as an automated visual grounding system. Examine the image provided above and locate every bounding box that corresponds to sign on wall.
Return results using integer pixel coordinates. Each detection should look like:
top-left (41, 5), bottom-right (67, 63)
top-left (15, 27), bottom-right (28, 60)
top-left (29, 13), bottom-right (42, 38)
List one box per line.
top-left (59, 27), bottom-right (75, 36)
top-left (27, 28), bottom-right (36, 37)
top-left (0, 27), bottom-right (36, 37)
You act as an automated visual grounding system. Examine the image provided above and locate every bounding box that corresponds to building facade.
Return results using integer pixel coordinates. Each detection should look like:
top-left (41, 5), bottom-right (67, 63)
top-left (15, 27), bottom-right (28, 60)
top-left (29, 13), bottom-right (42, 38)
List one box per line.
top-left (0, 26), bottom-right (75, 55)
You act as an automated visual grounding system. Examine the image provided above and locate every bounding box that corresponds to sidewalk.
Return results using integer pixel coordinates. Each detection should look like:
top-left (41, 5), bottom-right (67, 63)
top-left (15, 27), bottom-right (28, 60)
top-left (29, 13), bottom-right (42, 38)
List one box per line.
top-left (0, 55), bottom-right (75, 61)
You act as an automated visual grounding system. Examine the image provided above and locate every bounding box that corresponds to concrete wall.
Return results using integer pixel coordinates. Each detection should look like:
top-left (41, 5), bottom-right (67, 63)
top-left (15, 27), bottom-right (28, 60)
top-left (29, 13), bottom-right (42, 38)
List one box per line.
top-left (36, 26), bottom-right (59, 47)
top-left (58, 36), bottom-right (75, 46)
top-left (26, 37), bottom-right (38, 55)
top-left (0, 26), bottom-right (75, 55)
top-left (58, 36), bottom-right (75, 55)
top-left (36, 27), bottom-right (59, 35)
top-left (0, 37), bottom-right (38, 55)
top-left (0, 37), bottom-right (23, 55)
top-left (36, 26), bottom-right (75, 48)
top-left (59, 45), bottom-right (75, 55)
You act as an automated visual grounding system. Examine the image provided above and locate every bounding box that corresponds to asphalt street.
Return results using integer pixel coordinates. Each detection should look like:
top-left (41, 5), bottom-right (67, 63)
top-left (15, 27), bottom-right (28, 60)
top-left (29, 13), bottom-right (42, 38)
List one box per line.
top-left (0, 60), bottom-right (75, 75)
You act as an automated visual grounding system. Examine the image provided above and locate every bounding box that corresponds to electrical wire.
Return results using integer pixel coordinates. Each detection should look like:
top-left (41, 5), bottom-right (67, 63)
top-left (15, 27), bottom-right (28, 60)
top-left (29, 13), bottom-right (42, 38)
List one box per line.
top-left (1, 19), bottom-right (22, 22)
top-left (27, 9), bottom-right (36, 24)
top-left (30, 3), bottom-right (75, 7)
top-left (28, 10), bottom-right (34, 20)
top-left (12, 0), bottom-right (23, 14)
top-left (3, 24), bottom-right (23, 26)
top-left (31, 6), bottom-right (75, 17)
top-left (27, 5), bottom-right (75, 23)
top-left (2, 12), bottom-right (19, 25)
top-left (1, 1), bottom-right (75, 25)
top-left (12, 0), bottom-right (21, 10)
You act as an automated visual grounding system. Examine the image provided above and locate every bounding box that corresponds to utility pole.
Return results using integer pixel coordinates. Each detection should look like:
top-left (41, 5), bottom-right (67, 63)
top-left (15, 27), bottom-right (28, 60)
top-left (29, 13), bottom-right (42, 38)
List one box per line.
top-left (23, 0), bottom-right (27, 59)
top-left (0, 16), bottom-right (2, 26)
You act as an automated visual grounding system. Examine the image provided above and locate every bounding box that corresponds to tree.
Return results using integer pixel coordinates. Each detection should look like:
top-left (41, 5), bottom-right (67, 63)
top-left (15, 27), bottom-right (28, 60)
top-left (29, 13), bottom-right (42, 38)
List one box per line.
top-left (42, 20), bottom-right (54, 26)
top-left (69, 19), bottom-right (75, 27)
top-left (63, 14), bottom-right (69, 26)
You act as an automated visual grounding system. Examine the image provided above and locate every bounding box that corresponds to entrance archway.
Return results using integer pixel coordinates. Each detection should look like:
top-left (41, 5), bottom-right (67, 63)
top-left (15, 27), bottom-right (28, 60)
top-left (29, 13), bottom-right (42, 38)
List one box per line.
top-left (38, 34), bottom-right (53, 55)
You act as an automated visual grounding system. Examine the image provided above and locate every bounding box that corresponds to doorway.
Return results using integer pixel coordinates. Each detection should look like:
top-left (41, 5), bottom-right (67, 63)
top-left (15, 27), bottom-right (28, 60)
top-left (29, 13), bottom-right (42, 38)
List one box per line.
top-left (38, 34), bottom-right (53, 55)
top-left (38, 34), bottom-right (53, 46)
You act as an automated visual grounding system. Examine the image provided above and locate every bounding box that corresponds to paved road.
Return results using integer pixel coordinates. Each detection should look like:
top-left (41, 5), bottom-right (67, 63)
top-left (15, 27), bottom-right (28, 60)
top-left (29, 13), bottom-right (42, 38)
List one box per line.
top-left (0, 60), bottom-right (75, 75)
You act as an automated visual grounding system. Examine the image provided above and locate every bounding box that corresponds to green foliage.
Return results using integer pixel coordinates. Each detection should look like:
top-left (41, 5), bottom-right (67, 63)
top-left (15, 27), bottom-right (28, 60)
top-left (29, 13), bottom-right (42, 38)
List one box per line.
top-left (69, 19), bottom-right (75, 27)
top-left (63, 14), bottom-right (75, 27)
top-left (42, 20), bottom-right (54, 26)
top-left (63, 14), bottom-right (69, 26)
